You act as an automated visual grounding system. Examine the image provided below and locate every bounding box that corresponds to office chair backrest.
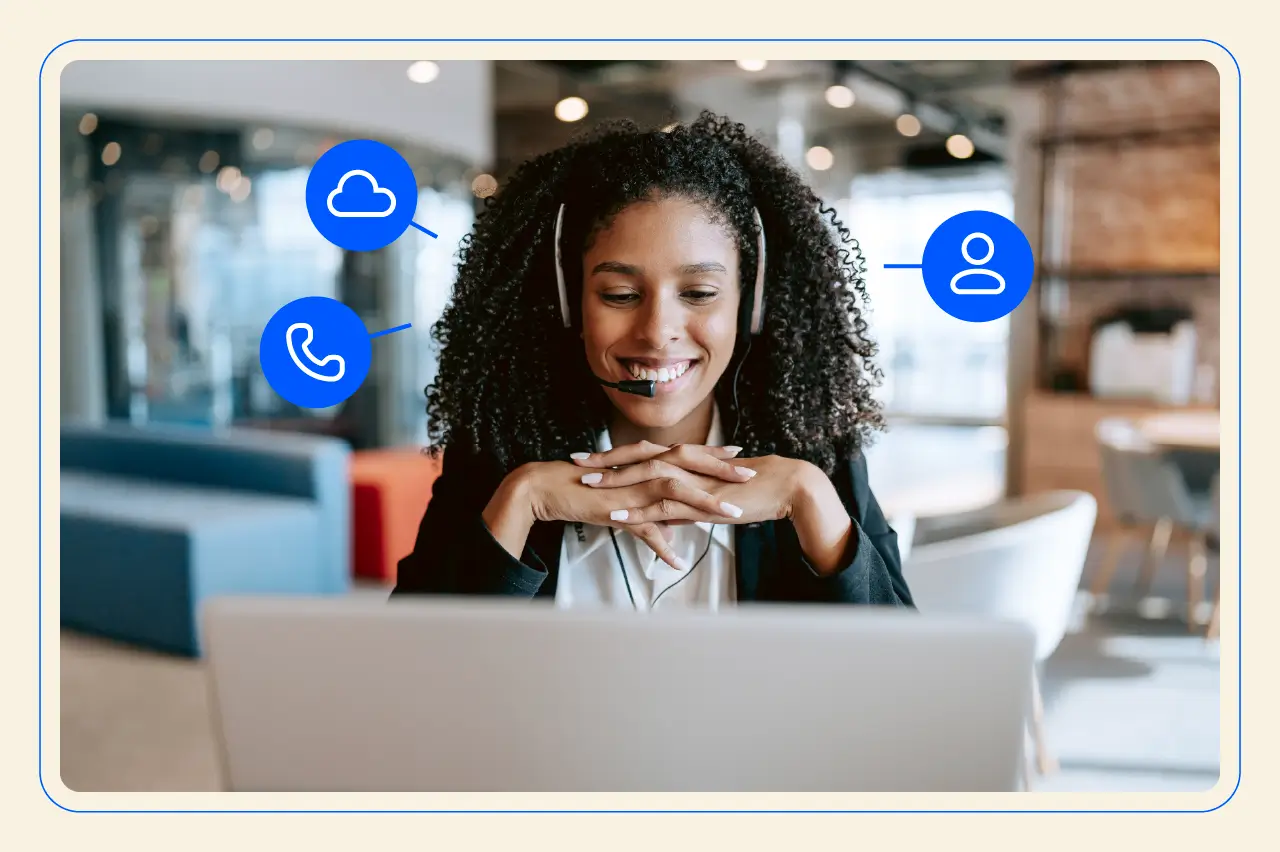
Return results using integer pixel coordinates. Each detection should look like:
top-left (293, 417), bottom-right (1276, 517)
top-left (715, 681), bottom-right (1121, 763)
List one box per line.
top-left (905, 490), bottom-right (1098, 662)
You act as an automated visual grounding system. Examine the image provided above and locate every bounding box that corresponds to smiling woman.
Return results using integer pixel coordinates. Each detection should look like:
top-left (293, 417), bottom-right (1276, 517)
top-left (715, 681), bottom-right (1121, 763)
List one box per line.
top-left (391, 111), bottom-right (913, 611)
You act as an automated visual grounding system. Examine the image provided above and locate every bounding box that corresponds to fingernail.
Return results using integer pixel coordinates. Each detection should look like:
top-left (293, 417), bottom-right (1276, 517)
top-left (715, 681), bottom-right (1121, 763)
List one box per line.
top-left (610, 509), bottom-right (629, 521)
top-left (580, 473), bottom-right (603, 485)
top-left (734, 466), bottom-right (757, 478)
top-left (570, 452), bottom-right (591, 460)
top-left (720, 502), bottom-right (744, 518)
top-left (724, 446), bottom-right (743, 455)
top-left (673, 557), bottom-right (690, 571)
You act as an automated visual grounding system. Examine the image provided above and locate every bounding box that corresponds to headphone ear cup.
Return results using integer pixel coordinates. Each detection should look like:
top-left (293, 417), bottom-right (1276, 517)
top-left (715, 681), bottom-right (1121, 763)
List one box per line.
top-left (738, 279), bottom-right (756, 341)
top-left (748, 207), bottom-right (767, 336)
top-left (554, 203), bottom-right (572, 330)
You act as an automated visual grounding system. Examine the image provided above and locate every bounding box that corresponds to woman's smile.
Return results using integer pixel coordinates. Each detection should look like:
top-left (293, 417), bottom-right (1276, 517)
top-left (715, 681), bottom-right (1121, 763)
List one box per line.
top-left (616, 357), bottom-right (700, 395)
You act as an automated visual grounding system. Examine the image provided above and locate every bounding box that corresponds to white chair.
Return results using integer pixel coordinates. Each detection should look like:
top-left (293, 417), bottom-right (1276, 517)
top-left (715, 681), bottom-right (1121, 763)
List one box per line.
top-left (903, 490), bottom-right (1098, 784)
top-left (1091, 418), bottom-right (1218, 627)
top-left (887, 511), bottom-right (916, 566)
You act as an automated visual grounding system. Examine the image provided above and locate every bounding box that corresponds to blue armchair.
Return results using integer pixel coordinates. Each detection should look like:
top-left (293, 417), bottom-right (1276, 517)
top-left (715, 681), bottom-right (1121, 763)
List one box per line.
top-left (60, 421), bottom-right (351, 655)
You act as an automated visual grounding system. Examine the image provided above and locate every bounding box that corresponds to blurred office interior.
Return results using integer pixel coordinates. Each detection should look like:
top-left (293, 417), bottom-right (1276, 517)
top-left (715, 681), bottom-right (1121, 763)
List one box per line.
top-left (57, 58), bottom-right (1224, 793)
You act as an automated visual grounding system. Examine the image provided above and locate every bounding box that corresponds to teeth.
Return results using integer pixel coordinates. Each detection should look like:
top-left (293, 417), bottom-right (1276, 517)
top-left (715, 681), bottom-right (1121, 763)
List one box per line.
top-left (626, 361), bottom-right (690, 383)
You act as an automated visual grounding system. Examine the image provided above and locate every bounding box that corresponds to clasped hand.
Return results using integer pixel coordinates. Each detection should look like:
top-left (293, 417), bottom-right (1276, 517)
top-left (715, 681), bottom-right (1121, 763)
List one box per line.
top-left (522, 441), bottom-right (811, 572)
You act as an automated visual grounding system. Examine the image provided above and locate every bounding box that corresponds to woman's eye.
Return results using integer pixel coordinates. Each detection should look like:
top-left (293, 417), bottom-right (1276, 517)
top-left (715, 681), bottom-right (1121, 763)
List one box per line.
top-left (602, 293), bottom-right (639, 304)
top-left (683, 290), bottom-right (718, 303)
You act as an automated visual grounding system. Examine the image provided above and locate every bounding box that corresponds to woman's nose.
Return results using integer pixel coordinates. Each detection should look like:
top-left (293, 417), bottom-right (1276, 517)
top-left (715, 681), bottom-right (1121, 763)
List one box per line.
top-left (637, 297), bottom-right (679, 348)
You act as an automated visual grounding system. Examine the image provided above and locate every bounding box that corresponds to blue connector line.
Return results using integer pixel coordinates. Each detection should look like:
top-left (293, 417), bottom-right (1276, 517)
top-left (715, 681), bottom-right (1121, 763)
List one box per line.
top-left (409, 221), bottom-right (439, 238)
top-left (370, 323), bottom-right (412, 338)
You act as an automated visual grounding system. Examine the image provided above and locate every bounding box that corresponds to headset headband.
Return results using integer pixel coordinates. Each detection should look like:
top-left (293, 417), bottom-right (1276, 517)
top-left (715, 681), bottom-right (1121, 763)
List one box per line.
top-left (554, 203), bottom-right (766, 336)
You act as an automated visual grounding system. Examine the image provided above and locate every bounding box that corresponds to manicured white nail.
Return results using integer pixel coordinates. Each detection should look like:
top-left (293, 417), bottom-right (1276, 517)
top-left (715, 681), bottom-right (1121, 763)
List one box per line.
top-left (673, 557), bottom-right (690, 571)
top-left (570, 452), bottom-right (591, 460)
top-left (720, 502), bottom-right (743, 518)
top-left (734, 466), bottom-right (757, 478)
top-left (581, 473), bottom-right (603, 485)
top-left (610, 509), bottom-right (629, 521)
top-left (724, 446), bottom-right (743, 455)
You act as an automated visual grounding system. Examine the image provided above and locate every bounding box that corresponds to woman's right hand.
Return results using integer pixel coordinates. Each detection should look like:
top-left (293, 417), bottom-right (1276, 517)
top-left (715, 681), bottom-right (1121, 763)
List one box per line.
top-left (511, 444), bottom-right (749, 571)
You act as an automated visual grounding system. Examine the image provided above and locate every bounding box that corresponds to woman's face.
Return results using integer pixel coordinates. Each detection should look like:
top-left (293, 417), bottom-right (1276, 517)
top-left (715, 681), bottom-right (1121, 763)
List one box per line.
top-left (580, 195), bottom-right (741, 431)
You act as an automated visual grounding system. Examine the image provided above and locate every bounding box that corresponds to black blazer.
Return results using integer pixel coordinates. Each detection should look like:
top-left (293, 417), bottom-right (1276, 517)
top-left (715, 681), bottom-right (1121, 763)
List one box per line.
top-left (391, 446), bottom-right (914, 607)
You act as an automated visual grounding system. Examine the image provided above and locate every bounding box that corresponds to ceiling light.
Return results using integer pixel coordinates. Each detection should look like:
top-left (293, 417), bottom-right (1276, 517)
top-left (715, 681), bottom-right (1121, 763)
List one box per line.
top-left (946, 133), bottom-right (975, 159)
top-left (736, 59), bottom-right (767, 72)
top-left (252, 128), bottom-right (275, 150)
top-left (825, 85), bottom-right (855, 109)
top-left (805, 146), bottom-right (834, 171)
top-left (199, 150), bottom-right (220, 173)
top-left (78, 113), bottom-right (98, 135)
top-left (896, 113), bottom-right (922, 137)
top-left (100, 142), bottom-right (121, 166)
top-left (216, 165), bottom-right (242, 193)
top-left (471, 173), bottom-right (498, 198)
top-left (555, 96), bottom-right (589, 122)
top-left (407, 61), bottom-right (439, 83)
top-left (230, 177), bottom-right (252, 203)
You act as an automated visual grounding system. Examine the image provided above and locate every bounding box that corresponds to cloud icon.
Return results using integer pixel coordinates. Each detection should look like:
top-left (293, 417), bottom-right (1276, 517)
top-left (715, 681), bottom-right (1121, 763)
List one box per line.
top-left (327, 169), bottom-right (397, 219)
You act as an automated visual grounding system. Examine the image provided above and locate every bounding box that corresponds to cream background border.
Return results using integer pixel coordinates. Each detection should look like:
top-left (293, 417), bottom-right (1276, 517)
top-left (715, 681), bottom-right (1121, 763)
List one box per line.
top-left (0, 1), bottom-right (1260, 845)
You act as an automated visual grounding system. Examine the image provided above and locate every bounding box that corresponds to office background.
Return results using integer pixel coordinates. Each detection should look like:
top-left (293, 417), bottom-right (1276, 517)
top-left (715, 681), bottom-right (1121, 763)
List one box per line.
top-left (58, 59), bottom-right (1222, 792)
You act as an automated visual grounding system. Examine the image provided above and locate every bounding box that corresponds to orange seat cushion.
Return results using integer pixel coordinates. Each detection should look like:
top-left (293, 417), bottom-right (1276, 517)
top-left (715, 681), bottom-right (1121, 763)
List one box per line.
top-left (350, 448), bottom-right (442, 583)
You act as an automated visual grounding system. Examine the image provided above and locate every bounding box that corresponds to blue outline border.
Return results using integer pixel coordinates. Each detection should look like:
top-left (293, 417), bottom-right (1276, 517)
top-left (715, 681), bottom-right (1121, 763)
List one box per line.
top-left (39, 38), bottom-right (1241, 814)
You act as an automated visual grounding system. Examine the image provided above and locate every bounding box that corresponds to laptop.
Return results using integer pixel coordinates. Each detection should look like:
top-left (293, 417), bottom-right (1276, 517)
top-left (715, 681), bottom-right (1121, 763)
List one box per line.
top-left (201, 596), bottom-right (1035, 792)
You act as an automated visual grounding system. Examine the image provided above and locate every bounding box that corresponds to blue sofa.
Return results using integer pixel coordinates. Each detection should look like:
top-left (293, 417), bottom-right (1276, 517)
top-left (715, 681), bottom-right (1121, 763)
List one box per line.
top-left (60, 421), bottom-right (352, 655)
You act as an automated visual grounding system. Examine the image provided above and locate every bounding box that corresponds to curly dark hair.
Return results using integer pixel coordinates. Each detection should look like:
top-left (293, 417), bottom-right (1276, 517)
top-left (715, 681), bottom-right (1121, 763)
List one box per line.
top-left (424, 110), bottom-right (885, 478)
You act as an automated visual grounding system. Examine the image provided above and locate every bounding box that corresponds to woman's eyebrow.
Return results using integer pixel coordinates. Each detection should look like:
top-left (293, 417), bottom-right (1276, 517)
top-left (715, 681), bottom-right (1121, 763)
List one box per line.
top-left (679, 262), bottom-right (728, 274)
top-left (590, 260), bottom-right (729, 276)
top-left (591, 260), bottom-right (642, 276)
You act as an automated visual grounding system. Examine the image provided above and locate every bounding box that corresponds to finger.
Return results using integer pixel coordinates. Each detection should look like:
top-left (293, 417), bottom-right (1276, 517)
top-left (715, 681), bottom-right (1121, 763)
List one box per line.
top-left (579, 459), bottom-right (703, 489)
top-left (626, 523), bottom-right (689, 572)
top-left (569, 441), bottom-right (667, 469)
top-left (571, 442), bottom-right (740, 469)
top-left (615, 501), bottom-right (725, 525)
top-left (609, 478), bottom-right (743, 524)
top-left (661, 444), bottom-right (758, 483)
top-left (656, 522), bottom-right (675, 545)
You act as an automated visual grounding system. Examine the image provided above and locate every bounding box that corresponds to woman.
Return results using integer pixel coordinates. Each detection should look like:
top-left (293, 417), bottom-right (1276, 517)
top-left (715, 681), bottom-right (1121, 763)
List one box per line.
top-left (392, 111), bottom-right (913, 609)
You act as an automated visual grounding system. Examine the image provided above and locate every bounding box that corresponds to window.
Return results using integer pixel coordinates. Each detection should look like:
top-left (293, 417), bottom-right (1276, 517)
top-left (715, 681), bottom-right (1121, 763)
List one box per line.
top-left (840, 168), bottom-right (1013, 515)
top-left (843, 168), bottom-right (1013, 424)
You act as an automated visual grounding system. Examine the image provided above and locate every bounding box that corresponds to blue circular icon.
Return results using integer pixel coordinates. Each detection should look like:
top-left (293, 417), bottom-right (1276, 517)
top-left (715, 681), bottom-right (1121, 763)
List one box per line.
top-left (305, 140), bottom-right (418, 252)
top-left (921, 210), bottom-right (1034, 323)
top-left (259, 297), bottom-right (372, 409)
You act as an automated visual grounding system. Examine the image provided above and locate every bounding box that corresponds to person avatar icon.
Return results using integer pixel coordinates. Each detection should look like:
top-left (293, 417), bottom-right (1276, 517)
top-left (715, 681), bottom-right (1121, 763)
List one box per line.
top-left (949, 232), bottom-right (1006, 295)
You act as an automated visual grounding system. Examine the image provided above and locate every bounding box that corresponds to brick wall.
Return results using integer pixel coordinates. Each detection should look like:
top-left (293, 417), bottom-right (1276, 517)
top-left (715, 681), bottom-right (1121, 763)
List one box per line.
top-left (1037, 60), bottom-right (1221, 396)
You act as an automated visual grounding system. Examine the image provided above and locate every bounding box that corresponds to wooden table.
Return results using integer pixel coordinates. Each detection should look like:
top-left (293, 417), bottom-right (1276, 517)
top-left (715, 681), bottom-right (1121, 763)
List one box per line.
top-left (1139, 411), bottom-right (1221, 452)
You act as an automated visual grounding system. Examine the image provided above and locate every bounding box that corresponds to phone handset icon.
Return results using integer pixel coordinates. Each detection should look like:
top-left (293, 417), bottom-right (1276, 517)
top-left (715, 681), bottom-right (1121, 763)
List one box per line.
top-left (286, 322), bottom-right (346, 383)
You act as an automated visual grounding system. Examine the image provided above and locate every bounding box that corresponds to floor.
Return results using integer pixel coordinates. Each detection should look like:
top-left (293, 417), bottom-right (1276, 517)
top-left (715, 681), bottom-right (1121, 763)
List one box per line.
top-left (57, 529), bottom-right (1223, 794)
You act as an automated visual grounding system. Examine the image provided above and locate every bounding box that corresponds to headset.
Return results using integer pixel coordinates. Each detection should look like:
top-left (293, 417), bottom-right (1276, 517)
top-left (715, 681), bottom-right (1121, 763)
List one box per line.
top-left (553, 200), bottom-right (767, 610)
